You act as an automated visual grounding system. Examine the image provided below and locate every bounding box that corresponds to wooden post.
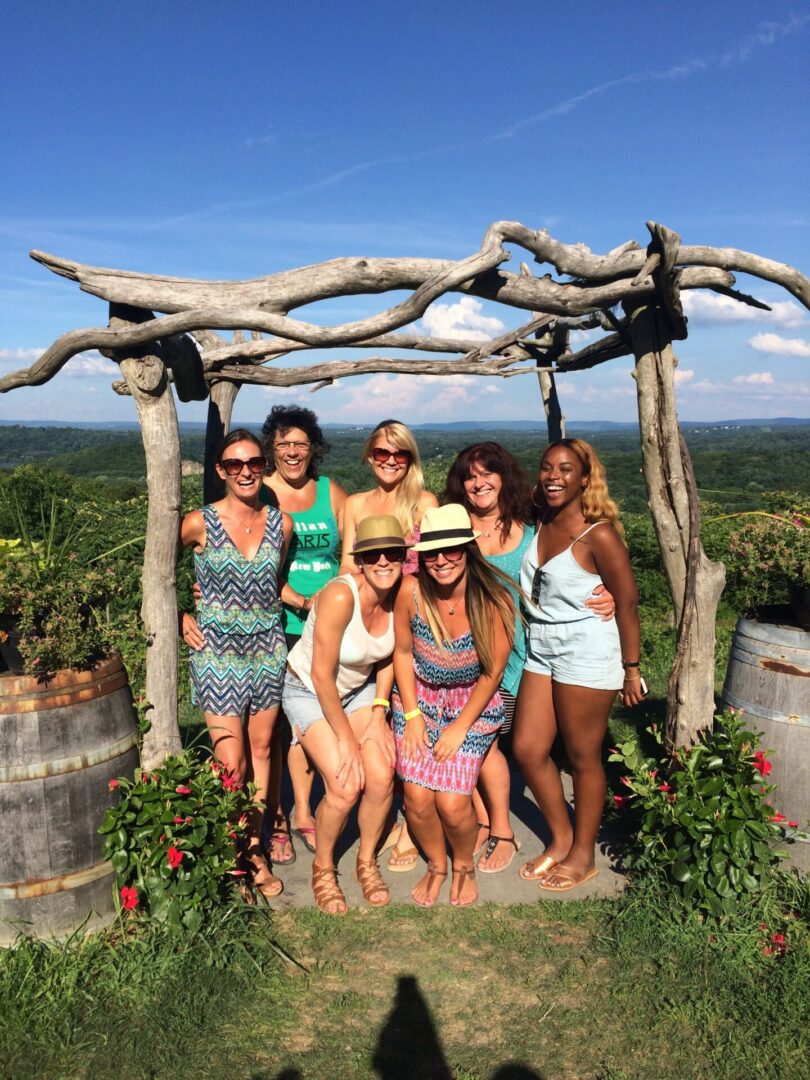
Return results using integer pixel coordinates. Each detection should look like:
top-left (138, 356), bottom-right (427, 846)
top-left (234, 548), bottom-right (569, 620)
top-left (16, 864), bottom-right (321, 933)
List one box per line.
top-left (624, 299), bottom-right (726, 747)
top-left (109, 303), bottom-right (183, 768)
top-left (204, 380), bottom-right (239, 503)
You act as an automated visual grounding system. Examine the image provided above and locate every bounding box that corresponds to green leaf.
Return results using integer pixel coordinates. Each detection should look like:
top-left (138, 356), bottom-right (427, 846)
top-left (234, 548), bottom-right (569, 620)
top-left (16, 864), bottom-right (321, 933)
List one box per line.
top-left (110, 849), bottom-right (129, 874)
top-left (182, 907), bottom-right (203, 933)
top-left (672, 861), bottom-right (692, 883)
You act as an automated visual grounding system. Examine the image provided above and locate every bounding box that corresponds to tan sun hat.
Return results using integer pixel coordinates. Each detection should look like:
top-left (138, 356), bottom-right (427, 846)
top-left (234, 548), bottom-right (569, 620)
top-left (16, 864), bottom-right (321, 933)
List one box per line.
top-left (411, 504), bottom-right (480, 552)
top-left (352, 514), bottom-right (410, 554)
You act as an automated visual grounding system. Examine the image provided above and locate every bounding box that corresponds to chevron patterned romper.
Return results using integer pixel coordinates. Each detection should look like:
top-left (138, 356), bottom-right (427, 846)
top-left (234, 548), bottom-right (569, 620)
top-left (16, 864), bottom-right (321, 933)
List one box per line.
top-left (190, 504), bottom-right (287, 716)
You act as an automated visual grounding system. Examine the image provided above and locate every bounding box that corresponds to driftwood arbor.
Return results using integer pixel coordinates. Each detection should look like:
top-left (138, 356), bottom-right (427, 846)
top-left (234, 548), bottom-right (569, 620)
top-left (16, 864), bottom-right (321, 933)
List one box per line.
top-left (2, 220), bottom-right (808, 768)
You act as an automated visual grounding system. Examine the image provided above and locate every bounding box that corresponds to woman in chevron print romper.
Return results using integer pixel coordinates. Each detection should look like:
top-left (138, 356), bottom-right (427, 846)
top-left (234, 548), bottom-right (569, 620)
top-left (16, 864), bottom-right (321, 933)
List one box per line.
top-left (181, 429), bottom-right (292, 901)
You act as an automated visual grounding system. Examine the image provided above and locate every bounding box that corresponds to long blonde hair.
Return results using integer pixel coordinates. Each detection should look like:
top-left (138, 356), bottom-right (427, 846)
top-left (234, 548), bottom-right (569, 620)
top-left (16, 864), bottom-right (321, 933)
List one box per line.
top-left (417, 544), bottom-right (515, 677)
top-left (362, 420), bottom-right (426, 536)
top-left (533, 438), bottom-right (624, 539)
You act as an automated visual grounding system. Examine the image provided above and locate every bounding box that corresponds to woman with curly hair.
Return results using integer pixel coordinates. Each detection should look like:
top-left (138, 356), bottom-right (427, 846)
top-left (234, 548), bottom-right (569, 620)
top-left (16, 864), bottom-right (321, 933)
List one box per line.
top-left (513, 438), bottom-right (643, 892)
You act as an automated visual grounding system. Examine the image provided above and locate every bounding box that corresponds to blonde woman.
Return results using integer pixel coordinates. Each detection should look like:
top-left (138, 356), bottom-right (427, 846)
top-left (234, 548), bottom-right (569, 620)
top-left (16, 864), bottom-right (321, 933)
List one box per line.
top-left (340, 419), bottom-right (438, 871)
top-left (393, 505), bottom-right (515, 907)
top-left (513, 439), bottom-right (643, 892)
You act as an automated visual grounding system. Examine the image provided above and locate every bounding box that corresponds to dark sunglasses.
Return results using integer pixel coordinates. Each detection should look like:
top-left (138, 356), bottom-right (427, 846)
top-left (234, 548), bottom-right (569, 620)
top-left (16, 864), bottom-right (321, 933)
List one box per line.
top-left (359, 547), bottom-right (407, 564)
top-left (371, 447), bottom-right (412, 466)
top-left (219, 456), bottom-right (266, 477)
top-left (422, 546), bottom-right (466, 563)
top-left (531, 567), bottom-right (543, 607)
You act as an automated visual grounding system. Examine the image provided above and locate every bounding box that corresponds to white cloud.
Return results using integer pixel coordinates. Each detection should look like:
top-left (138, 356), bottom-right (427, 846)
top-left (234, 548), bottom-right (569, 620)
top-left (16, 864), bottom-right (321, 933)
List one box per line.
top-left (420, 297), bottom-right (506, 342)
top-left (749, 332), bottom-right (810, 357)
top-left (732, 371), bottom-right (775, 385)
top-left (64, 352), bottom-right (119, 377)
top-left (338, 371), bottom-right (502, 421)
top-left (674, 369), bottom-right (695, 384)
top-left (682, 292), bottom-right (807, 328)
top-left (0, 347), bottom-right (43, 366)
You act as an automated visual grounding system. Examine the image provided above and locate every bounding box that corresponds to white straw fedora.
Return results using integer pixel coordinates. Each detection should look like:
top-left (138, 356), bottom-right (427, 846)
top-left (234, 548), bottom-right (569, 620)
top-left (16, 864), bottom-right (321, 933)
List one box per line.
top-left (411, 504), bottom-right (480, 552)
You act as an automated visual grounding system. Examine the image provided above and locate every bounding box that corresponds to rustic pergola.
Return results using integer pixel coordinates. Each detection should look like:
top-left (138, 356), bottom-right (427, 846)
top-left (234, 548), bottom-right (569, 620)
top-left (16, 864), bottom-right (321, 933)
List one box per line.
top-left (2, 220), bottom-right (808, 769)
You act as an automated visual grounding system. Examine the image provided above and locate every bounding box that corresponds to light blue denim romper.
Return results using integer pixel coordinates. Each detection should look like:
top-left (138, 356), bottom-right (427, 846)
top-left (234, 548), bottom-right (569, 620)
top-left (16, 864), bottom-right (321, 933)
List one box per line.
top-left (519, 521), bottom-right (623, 691)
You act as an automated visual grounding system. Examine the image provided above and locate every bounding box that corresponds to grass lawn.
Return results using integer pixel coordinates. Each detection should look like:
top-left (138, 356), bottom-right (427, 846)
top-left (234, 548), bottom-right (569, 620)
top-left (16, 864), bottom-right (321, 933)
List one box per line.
top-left (2, 891), bottom-right (808, 1080)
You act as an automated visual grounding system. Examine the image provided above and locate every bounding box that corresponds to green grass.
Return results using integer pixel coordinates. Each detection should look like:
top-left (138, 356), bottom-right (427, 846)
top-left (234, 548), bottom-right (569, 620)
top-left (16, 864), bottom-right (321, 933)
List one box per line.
top-left (2, 887), bottom-right (808, 1080)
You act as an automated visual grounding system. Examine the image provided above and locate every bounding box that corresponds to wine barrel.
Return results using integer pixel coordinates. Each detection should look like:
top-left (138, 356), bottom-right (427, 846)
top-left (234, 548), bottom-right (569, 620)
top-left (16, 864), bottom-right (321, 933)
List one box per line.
top-left (722, 611), bottom-right (810, 869)
top-left (0, 654), bottom-right (139, 945)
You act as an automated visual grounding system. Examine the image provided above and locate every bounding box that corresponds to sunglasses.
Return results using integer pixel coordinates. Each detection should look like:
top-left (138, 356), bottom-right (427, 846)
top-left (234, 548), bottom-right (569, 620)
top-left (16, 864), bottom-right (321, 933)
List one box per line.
top-left (422, 546), bottom-right (467, 564)
top-left (359, 547), bottom-right (407, 564)
top-left (531, 567), bottom-right (543, 607)
top-left (219, 456), bottom-right (266, 477)
top-left (371, 447), bottom-right (412, 466)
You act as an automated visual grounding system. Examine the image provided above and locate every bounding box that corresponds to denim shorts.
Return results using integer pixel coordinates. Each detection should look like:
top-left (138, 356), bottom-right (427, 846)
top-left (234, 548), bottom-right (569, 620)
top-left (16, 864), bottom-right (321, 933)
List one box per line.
top-left (281, 668), bottom-right (377, 739)
top-left (524, 617), bottom-right (623, 691)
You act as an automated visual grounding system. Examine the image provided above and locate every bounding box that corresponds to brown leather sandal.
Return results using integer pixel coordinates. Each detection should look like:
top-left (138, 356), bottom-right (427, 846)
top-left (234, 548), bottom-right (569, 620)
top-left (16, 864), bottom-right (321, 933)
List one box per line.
top-left (246, 848), bottom-right (283, 903)
top-left (451, 864), bottom-right (478, 907)
top-left (312, 863), bottom-right (347, 916)
top-left (411, 862), bottom-right (448, 908)
top-left (356, 857), bottom-right (390, 907)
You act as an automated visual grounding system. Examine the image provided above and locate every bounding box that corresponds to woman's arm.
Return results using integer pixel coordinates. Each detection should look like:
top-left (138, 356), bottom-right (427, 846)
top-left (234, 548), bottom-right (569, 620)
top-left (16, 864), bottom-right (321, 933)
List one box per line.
top-left (590, 527), bottom-right (643, 707)
top-left (330, 478), bottom-right (348, 539)
top-left (432, 608), bottom-right (511, 762)
top-left (359, 654), bottom-right (397, 768)
top-left (338, 493), bottom-right (362, 574)
top-left (417, 489), bottom-right (439, 521)
top-left (309, 580), bottom-right (366, 792)
top-left (393, 583), bottom-right (429, 760)
top-left (179, 511), bottom-right (206, 649)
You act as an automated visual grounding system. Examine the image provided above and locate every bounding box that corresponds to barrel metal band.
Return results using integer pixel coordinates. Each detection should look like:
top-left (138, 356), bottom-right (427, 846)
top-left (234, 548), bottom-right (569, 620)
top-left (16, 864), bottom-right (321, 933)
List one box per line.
top-left (0, 668), bottom-right (128, 714)
top-left (0, 730), bottom-right (139, 783)
top-left (0, 858), bottom-right (112, 900)
top-left (722, 689), bottom-right (809, 727)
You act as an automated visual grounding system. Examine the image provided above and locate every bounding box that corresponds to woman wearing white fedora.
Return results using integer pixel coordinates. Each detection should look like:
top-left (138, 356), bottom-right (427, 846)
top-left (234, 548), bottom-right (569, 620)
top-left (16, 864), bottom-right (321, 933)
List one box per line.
top-left (392, 504), bottom-right (516, 908)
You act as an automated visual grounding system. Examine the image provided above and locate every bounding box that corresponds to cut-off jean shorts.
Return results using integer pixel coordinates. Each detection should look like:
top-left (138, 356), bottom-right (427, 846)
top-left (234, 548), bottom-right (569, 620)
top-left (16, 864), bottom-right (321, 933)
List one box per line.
top-left (282, 668), bottom-right (377, 740)
top-left (524, 617), bottom-right (623, 692)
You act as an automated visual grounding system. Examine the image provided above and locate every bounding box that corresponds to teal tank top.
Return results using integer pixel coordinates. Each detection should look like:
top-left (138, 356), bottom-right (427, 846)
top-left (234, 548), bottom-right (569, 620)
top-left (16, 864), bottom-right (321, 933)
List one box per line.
top-left (484, 524), bottom-right (532, 696)
top-left (261, 475), bottom-right (340, 635)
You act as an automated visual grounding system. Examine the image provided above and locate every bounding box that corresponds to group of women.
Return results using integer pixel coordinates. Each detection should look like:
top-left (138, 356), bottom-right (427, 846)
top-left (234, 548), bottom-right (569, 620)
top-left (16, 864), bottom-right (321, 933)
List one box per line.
top-left (180, 407), bottom-right (643, 913)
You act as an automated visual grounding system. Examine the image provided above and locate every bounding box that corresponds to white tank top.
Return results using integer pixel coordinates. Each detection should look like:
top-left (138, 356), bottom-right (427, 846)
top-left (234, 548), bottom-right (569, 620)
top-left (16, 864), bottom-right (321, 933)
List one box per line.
top-left (287, 574), bottom-right (395, 698)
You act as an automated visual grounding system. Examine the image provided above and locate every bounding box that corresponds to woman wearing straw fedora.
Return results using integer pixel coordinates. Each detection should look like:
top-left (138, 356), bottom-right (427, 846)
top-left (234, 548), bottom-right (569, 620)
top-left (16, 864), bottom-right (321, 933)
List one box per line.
top-left (282, 514), bottom-right (408, 914)
top-left (392, 504), bottom-right (515, 908)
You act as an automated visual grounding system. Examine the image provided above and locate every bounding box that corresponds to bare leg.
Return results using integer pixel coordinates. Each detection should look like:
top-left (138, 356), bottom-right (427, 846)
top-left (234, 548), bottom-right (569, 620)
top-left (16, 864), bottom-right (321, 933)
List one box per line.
top-left (512, 672), bottom-right (573, 875)
top-left (435, 791), bottom-right (478, 905)
top-left (403, 782), bottom-right (447, 906)
top-left (288, 740), bottom-right (316, 830)
top-left (475, 742), bottom-right (516, 870)
top-left (540, 683), bottom-right (614, 888)
top-left (471, 787), bottom-right (490, 855)
top-left (266, 726), bottom-right (293, 864)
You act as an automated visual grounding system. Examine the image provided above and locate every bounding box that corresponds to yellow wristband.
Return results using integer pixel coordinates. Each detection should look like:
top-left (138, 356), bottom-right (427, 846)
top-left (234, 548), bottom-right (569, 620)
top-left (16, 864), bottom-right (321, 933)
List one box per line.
top-left (404, 707), bottom-right (422, 721)
top-left (372, 697), bottom-right (390, 709)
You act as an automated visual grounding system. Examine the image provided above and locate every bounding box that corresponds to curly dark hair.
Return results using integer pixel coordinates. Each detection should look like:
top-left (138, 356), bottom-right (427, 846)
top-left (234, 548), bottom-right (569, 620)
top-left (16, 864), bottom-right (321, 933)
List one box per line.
top-left (442, 442), bottom-right (532, 539)
top-left (261, 405), bottom-right (328, 479)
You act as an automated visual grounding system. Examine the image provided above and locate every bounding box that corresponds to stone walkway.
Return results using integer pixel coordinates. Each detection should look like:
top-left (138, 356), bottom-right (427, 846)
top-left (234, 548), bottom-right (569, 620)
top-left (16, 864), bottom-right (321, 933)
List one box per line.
top-left (268, 760), bottom-right (627, 910)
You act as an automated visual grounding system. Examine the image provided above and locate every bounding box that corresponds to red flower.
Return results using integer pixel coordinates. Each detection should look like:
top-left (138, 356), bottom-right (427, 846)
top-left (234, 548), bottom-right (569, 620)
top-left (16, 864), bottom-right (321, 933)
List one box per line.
top-left (167, 846), bottom-right (184, 869)
top-left (141, 772), bottom-right (150, 783)
top-left (667, 794), bottom-right (676, 803)
top-left (649, 769), bottom-right (658, 780)
top-left (752, 751), bottom-right (772, 777)
top-left (173, 816), bottom-right (184, 823)
top-left (620, 776), bottom-right (632, 788)
top-left (221, 771), bottom-right (242, 791)
top-left (108, 778), bottom-right (120, 791)
top-left (228, 869), bottom-right (247, 877)
top-left (763, 946), bottom-right (774, 956)
top-left (613, 795), bottom-right (630, 808)
top-left (771, 932), bottom-right (785, 945)
top-left (175, 785), bottom-right (191, 795)
top-left (769, 812), bottom-right (787, 823)
top-left (120, 886), bottom-right (139, 910)
top-left (659, 784), bottom-right (672, 792)
top-left (788, 821), bottom-right (798, 828)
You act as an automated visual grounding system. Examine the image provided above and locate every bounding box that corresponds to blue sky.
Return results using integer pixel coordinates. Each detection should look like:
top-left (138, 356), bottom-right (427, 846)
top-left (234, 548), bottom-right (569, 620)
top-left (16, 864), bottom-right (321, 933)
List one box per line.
top-left (1, 1), bottom-right (808, 427)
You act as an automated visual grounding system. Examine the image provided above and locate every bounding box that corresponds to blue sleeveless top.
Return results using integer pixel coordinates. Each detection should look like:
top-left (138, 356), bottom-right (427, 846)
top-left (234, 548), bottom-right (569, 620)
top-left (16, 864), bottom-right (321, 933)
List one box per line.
top-left (484, 524), bottom-right (532, 696)
top-left (195, 504), bottom-right (284, 635)
top-left (520, 521), bottom-right (608, 625)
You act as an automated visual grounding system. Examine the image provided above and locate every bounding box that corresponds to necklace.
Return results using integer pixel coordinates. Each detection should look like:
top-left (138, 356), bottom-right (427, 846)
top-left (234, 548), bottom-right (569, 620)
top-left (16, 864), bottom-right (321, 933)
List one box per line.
top-left (472, 514), bottom-right (501, 539)
top-left (440, 595), bottom-right (463, 616)
top-left (230, 508), bottom-right (262, 534)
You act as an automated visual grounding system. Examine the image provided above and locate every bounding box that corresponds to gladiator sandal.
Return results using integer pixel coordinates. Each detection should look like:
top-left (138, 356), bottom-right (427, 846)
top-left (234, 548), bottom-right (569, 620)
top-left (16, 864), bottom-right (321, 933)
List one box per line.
top-left (356, 857), bottom-right (390, 907)
top-left (312, 863), bottom-right (347, 916)
top-left (246, 846), bottom-right (284, 903)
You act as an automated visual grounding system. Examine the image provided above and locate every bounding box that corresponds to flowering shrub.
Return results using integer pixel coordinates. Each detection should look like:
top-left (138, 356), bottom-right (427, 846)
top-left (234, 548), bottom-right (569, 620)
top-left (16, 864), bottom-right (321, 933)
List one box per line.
top-left (718, 498), bottom-right (810, 613)
top-left (610, 710), bottom-right (805, 920)
top-left (100, 750), bottom-right (254, 932)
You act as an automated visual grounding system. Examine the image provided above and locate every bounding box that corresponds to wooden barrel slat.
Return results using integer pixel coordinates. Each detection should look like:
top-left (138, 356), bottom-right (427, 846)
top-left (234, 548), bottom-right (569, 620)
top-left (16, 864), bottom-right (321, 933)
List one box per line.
top-left (0, 654), bottom-right (139, 945)
top-left (722, 614), bottom-right (810, 868)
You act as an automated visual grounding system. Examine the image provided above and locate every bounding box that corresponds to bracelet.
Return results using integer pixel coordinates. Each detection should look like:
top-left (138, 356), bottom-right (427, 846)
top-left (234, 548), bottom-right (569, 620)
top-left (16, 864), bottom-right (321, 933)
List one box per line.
top-left (404, 707), bottom-right (422, 721)
top-left (623, 672), bottom-right (641, 681)
top-left (622, 660), bottom-right (640, 669)
top-left (372, 697), bottom-right (390, 710)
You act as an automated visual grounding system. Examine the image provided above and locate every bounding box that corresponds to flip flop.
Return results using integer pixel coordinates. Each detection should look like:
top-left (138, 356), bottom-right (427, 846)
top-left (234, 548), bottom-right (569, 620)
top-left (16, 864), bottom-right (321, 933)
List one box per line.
top-left (477, 834), bottom-right (521, 874)
top-left (267, 831), bottom-right (296, 865)
top-left (387, 842), bottom-right (419, 873)
top-left (519, 853), bottom-right (559, 881)
top-left (291, 820), bottom-right (316, 854)
top-left (538, 865), bottom-right (600, 892)
top-left (378, 820), bottom-right (404, 856)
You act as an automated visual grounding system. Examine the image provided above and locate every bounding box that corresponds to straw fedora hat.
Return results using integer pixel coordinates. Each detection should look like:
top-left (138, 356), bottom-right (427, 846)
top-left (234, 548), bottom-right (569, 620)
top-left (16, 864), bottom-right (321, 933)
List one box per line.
top-left (352, 514), bottom-right (410, 554)
top-left (411, 504), bottom-right (480, 552)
